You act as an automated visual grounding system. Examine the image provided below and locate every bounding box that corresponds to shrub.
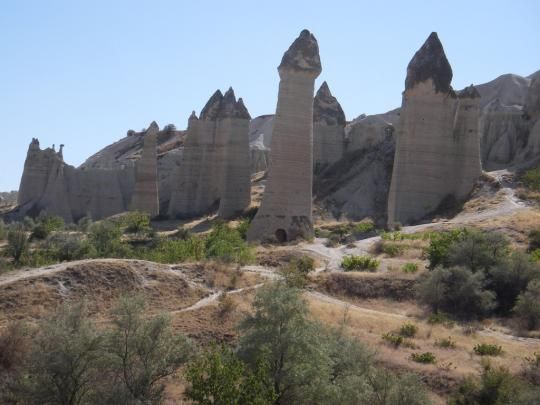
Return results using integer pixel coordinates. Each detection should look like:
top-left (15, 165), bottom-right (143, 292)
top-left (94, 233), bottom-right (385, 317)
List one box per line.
top-left (425, 228), bottom-right (468, 269)
top-left (293, 255), bottom-right (315, 274)
top-left (522, 166), bottom-right (540, 191)
top-left (399, 322), bottom-right (418, 337)
top-left (77, 216), bottom-right (93, 232)
top-left (416, 266), bottom-right (496, 319)
top-left (45, 232), bottom-right (95, 262)
top-left (186, 346), bottom-right (275, 405)
top-left (514, 279), bottom-right (540, 330)
top-left (0, 219), bottom-right (5, 240)
top-left (121, 211), bottom-right (151, 235)
top-left (447, 229), bottom-right (509, 272)
top-left (402, 262), bottom-right (419, 273)
top-left (217, 293), bottom-right (237, 317)
top-left (410, 352), bottom-right (436, 364)
top-left (381, 332), bottom-right (403, 348)
top-left (0, 321), bottom-right (29, 372)
top-left (174, 225), bottom-right (192, 240)
top-left (88, 221), bottom-right (130, 257)
top-left (236, 218), bottom-right (250, 240)
top-left (435, 336), bottom-right (457, 349)
top-left (450, 363), bottom-right (539, 405)
top-left (6, 225), bottom-right (29, 264)
top-left (523, 352), bottom-right (540, 385)
top-left (427, 312), bottom-right (455, 328)
top-left (529, 230), bottom-right (540, 251)
top-left (474, 343), bottom-right (503, 356)
top-left (31, 214), bottom-right (65, 240)
top-left (382, 242), bottom-right (404, 257)
top-left (353, 221), bottom-right (375, 235)
top-left (145, 237), bottom-right (205, 263)
top-left (205, 223), bottom-right (254, 265)
top-left (531, 249), bottom-right (540, 263)
top-left (104, 296), bottom-right (193, 403)
top-left (341, 255), bottom-right (379, 272)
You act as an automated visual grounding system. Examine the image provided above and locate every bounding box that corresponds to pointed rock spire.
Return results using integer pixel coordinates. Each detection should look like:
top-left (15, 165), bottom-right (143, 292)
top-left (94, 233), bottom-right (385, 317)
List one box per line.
top-left (313, 81), bottom-right (346, 126)
top-left (278, 29), bottom-right (322, 75)
top-left (234, 98), bottom-right (251, 119)
top-left (200, 90), bottom-right (224, 120)
top-left (219, 87), bottom-right (238, 118)
top-left (146, 121), bottom-right (159, 134)
top-left (405, 32), bottom-right (453, 94)
top-left (189, 110), bottom-right (198, 121)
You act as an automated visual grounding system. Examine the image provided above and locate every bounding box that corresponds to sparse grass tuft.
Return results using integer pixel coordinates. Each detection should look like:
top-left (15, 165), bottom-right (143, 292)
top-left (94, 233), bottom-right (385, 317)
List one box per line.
top-left (474, 343), bottom-right (503, 356)
top-left (399, 322), bottom-right (418, 338)
top-left (410, 352), bottom-right (436, 364)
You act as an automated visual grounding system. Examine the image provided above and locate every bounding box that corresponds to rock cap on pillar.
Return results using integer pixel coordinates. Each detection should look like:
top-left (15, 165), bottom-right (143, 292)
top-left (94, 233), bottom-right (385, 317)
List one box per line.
top-left (200, 90), bottom-right (224, 120)
top-left (278, 29), bottom-right (322, 76)
top-left (405, 32), bottom-right (453, 94)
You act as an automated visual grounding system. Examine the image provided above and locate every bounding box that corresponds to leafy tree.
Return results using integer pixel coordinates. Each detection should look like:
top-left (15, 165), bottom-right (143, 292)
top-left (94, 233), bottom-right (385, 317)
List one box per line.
top-left (121, 211), bottom-right (152, 235)
top-left (425, 228), bottom-right (468, 269)
top-left (45, 232), bottom-right (95, 262)
top-left (88, 221), bottom-right (130, 257)
top-left (102, 296), bottom-right (192, 403)
top-left (19, 303), bottom-right (102, 405)
top-left (486, 252), bottom-right (540, 314)
top-left (446, 230), bottom-right (509, 272)
top-left (31, 214), bottom-right (65, 240)
top-left (186, 346), bottom-right (275, 405)
top-left (417, 266), bottom-right (496, 319)
top-left (205, 223), bottom-right (254, 264)
top-left (0, 219), bottom-right (6, 240)
top-left (514, 280), bottom-right (540, 330)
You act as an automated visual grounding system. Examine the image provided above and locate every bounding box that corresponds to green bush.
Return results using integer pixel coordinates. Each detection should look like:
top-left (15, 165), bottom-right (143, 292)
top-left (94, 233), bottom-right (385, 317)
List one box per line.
top-left (522, 166), bottom-right (540, 191)
top-left (44, 232), bottom-right (95, 262)
top-left (424, 228), bottom-right (468, 269)
top-left (6, 225), bottom-right (29, 264)
top-left (205, 223), bottom-right (254, 265)
top-left (427, 312), bottom-right (455, 328)
top-left (341, 255), bottom-right (379, 272)
top-left (31, 215), bottom-right (65, 240)
top-left (402, 262), bottom-right (419, 273)
top-left (447, 230), bottom-right (509, 272)
top-left (399, 322), bottom-right (418, 337)
top-left (531, 249), bottom-right (540, 262)
top-left (121, 211), bottom-right (151, 235)
top-left (529, 230), bottom-right (540, 251)
top-left (292, 255), bottom-right (315, 274)
top-left (435, 336), bottom-right (456, 349)
top-left (514, 280), bottom-right (540, 330)
top-left (416, 266), bottom-right (496, 319)
top-left (353, 221), bottom-right (375, 235)
top-left (144, 237), bottom-right (205, 263)
top-left (174, 225), bottom-right (192, 240)
top-left (0, 219), bottom-right (5, 240)
top-left (382, 242), bottom-right (404, 257)
top-left (88, 221), bottom-right (131, 258)
top-left (381, 333), bottom-right (403, 348)
top-left (474, 343), bottom-right (503, 356)
top-left (410, 352), bottom-right (436, 364)
top-left (236, 219), bottom-right (250, 240)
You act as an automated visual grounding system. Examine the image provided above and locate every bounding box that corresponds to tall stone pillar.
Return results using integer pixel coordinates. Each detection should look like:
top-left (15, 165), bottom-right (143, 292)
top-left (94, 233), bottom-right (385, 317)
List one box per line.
top-left (248, 29), bottom-right (321, 242)
top-left (130, 121), bottom-right (159, 217)
top-left (387, 32), bottom-right (481, 226)
top-left (313, 81), bottom-right (346, 173)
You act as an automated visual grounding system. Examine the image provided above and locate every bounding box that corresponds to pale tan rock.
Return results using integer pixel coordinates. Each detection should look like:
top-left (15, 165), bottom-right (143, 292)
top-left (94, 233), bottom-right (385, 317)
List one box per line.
top-left (248, 29), bottom-right (321, 242)
top-left (130, 122), bottom-right (159, 216)
top-left (313, 82), bottom-right (345, 173)
top-left (387, 33), bottom-right (481, 226)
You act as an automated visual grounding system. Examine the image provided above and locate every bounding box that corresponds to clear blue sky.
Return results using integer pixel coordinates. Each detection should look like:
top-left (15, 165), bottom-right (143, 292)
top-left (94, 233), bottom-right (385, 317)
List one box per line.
top-left (1, 0), bottom-right (539, 191)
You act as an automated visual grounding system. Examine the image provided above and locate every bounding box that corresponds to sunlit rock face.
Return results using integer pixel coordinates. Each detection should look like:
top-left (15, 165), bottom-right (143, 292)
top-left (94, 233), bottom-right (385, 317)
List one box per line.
top-left (313, 81), bottom-right (346, 174)
top-left (248, 29), bottom-right (321, 242)
top-left (387, 32), bottom-right (481, 226)
top-left (168, 88), bottom-right (251, 219)
top-left (16, 138), bottom-right (135, 222)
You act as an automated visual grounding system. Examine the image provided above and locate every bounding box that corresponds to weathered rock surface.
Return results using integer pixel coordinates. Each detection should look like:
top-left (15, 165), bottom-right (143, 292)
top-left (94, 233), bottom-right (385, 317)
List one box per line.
top-left (168, 88), bottom-right (251, 218)
top-left (130, 122), bottom-right (159, 216)
top-left (249, 115), bottom-right (274, 173)
top-left (387, 32), bottom-right (482, 225)
top-left (15, 139), bottom-right (135, 222)
top-left (313, 82), bottom-right (346, 173)
top-left (248, 29), bottom-right (321, 242)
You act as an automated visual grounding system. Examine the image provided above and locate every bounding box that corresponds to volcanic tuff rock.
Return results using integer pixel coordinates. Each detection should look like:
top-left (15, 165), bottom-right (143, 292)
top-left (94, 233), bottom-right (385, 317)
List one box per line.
top-left (313, 81), bottom-right (346, 172)
top-left (248, 29), bottom-right (321, 242)
top-left (168, 88), bottom-right (251, 218)
top-left (387, 32), bottom-right (481, 225)
top-left (130, 122), bottom-right (159, 216)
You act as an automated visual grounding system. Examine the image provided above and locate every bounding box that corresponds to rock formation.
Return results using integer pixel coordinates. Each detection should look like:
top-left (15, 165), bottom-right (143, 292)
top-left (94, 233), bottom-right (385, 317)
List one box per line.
top-left (130, 122), bottom-right (159, 216)
top-left (313, 81), bottom-right (346, 173)
top-left (16, 139), bottom-right (135, 222)
top-left (168, 88), bottom-right (251, 218)
top-left (387, 32), bottom-right (482, 226)
top-left (248, 29), bottom-right (321, 242)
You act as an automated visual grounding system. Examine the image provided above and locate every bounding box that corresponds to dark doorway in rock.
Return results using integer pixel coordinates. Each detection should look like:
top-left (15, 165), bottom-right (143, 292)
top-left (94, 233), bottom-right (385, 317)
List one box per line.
top-left (275, 229), bottom-right (287, 243)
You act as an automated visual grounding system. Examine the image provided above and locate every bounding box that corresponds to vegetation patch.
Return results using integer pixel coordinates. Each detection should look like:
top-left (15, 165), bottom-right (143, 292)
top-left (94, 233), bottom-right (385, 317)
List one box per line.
top-left (473, 343), bottom-right (503, 356)
top-left (341, 255), bottom-right (379, 272)
top-left (410, 352), bottom-right (436, 364)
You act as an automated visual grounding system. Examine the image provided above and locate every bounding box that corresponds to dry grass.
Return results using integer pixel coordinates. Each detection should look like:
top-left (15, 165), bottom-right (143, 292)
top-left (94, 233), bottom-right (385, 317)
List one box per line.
top-left (474, 208), bottom-right (540, 248)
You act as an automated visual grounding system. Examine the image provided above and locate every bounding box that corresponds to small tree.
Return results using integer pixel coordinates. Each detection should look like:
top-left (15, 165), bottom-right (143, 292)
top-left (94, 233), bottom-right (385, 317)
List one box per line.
top-left (6, 225), bottom-right (29, 264)
top-left (186, 346), bottom-right (275, 405)
top-left (88, 221), bottom-right (130, 257)
top-left (417, 266), bottom-right (496, 319)
top-left (514, 280), bottom-right (540, 330)
top-left (103, 296), bottom-right (192, 403)
top-left (20, 303), bottom-right (102, 405)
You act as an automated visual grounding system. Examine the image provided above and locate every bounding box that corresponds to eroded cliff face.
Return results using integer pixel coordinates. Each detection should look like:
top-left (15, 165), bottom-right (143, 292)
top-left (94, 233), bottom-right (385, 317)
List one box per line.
top-left (168, 88), bottom-right (251, 219)
top-left (16, 138), bottom-right (135, 222)
top-left (387, 32), bottom-right (482, 226)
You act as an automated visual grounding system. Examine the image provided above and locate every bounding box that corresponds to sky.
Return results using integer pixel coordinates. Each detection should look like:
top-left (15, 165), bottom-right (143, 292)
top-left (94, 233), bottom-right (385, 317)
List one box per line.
top-left (1, 0), bottom-right (539, 191)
